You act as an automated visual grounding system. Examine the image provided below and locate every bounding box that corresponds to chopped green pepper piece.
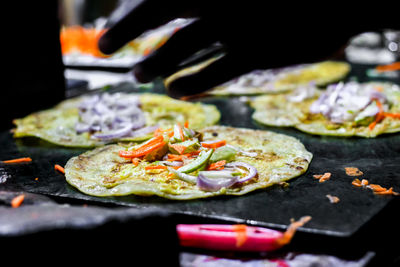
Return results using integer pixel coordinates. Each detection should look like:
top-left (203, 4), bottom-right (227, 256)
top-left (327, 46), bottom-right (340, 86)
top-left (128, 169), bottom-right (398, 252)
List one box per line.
top-left (209, 146), bottom-right (237, 163)
top-left (178, 149), bottom-right (214, 173)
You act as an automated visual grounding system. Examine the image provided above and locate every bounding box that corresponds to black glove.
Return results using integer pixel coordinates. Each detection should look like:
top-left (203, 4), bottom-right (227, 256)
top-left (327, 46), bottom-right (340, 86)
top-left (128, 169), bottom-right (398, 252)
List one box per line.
top-left (98, 0), bottom-right (383, 98)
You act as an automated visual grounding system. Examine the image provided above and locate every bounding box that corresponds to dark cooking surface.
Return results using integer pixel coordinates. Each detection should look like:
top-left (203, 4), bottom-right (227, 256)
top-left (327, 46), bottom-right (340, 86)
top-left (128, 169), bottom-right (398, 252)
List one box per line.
top-left (1, 64), bottom-right (399, 238)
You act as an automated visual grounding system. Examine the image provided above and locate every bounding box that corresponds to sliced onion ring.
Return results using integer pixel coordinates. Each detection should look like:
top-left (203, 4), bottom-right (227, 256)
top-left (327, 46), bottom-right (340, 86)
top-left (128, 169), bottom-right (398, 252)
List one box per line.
top-left (128, 125), bottom-right (159, 138)
top-left (159, 161), bottom-right (184, 167)
top-left (197, 174), bottom-right (238, 192)
top-left (225, 161), bottom-right (258, 183)
top-left (91, 123), bottom-right (133, 140)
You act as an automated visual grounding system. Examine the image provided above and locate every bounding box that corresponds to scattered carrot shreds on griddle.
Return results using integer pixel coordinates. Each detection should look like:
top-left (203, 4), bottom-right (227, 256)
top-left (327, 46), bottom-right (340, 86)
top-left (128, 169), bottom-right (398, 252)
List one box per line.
top-left (368, 184), bottom-right (399, 196)
top-left (344, 167), bottom-right (363, 176)
top-left (274, 216), bottom-right (312, 247)
top-left (326, 194), bottom-right (340, 204)
top-left (11, 194), bottom-right (25, 208)
top-left (313, 172), bottom-right (331, 183)
top-left (2, 157), bottom-right (32, 164)
top-left (374, 187), bottom-right (399, 196)
top-left (352, 179), bottom-right (399, 196)
top-left (352, 178), bottom-right (366, 187)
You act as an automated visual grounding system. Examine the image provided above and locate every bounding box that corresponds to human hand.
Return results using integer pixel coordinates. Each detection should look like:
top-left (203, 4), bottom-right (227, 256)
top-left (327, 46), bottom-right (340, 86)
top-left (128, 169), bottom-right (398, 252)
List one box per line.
top-left (99, 1), bottom-right (361, 98)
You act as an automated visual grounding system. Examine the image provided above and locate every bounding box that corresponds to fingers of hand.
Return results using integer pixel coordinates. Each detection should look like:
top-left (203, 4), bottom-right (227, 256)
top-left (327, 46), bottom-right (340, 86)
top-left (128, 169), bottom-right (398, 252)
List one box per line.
top-left (98, 0), bottom-right (185, 55)
top-left (132, 19), bottom-right (219, 83)
top-left (164, 54), bottom-right (255, 98)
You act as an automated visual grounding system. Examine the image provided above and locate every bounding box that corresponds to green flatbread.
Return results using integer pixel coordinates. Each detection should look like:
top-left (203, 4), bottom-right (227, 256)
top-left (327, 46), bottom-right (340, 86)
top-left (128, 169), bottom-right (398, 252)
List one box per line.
top-left (251, 82), bottom-right (400, 137)
top-left (13, 93), bottom-right (220, 147)
top-left (165, 61), bottom-right (350, 96)
top-left (65, 126), bottom-right (312, 200)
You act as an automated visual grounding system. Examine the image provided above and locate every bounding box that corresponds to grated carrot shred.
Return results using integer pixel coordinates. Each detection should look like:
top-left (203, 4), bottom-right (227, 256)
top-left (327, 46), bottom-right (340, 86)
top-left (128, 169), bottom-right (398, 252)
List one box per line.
top-left (274, 216), bottom-right (312, 247)
top-left (376, 62), bottom-right (400, 72)
top-left (144, 165), bottom-right (167, 170)
top-left (207, 160), bottom-right (226, 170)
top-left (352, 178), bottom-right (362, 187)
top-left (54, 164), bottom-right (65, 174)
top-left (313, 172), bottom-right (331, 183)
top-left (2, 157), bottom-right (32, 164)
top-left (132, 158), bottom-right (141, 166)
top-left (11, 194), bottom-right (25, 208)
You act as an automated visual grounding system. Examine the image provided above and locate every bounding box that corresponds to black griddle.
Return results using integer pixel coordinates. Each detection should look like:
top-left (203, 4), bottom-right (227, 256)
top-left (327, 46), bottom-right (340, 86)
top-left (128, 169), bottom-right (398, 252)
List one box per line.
top-left (1, 64), bottom-right (399, 239)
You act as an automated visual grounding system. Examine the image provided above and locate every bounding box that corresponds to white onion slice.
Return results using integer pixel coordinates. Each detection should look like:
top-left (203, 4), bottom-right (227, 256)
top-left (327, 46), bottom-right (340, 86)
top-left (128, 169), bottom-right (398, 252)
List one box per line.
top-left (309, 82), bottom-right (389, 123)
top-left (90, 123), bottom-right (133, 140)
top-left (75, 93), bottom-right (148, 140)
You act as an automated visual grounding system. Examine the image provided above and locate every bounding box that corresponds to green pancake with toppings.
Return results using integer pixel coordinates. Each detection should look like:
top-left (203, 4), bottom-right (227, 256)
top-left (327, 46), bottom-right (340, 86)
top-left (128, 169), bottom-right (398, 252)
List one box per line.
top-left (65, 125), bottom-right (312, 200)
top-left (251, 81), bottom-right (400, 137)
top-left (165, 61), bottom-right (350, 96)
top-left (13, 93), bottom-right (220, 147)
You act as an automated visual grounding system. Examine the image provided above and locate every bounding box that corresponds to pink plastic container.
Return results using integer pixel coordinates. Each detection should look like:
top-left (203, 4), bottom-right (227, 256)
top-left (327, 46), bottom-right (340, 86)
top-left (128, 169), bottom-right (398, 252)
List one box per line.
top-left (177, 224), bottom-right (284, 252)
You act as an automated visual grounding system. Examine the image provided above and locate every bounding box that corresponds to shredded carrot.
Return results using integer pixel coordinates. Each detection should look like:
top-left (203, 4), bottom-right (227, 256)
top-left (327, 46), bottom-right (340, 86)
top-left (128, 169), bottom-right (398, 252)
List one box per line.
top-left (274, 216), bottom-right (312, 247)
top-left (352, 178), bottom-right (399, 196)
top-left (145, 165), bottom-right (167, 170)
top-left (369, 100), bottom-right (385, 130)
top-left (2, 157), bottom-right (32, 164)
top-left (207, 160), bottom-right (226, 170)
top-left (313, 172), bottom-right (331, 183)
top-left (352, 178), bottom-right (362, 187)
top-left (168, 151), bottom-right (200, 161)
top-left (169, 144), bottom-right (187, 155)
top-left (119, 136), bottom-right (165, 158)
top-left (54, 164), bottom-right (65, 174)
top-left (154, 128), bottom-right (172, 137)
top-left (367, 100), bottom-right (400, 130)
top-left (367, 184), bottom-right (387, 192)
top-left (373, 187), bottom-right (393, 195)
top-left (167, 154), bottom-right (184, 161)
top-left (232, 224), bottom-right (248, 247)
top-left (201, 140), bottom-right (227, 149)
top-left (132, 158), bottom-right (141, 166)
top-left (326, 194), bottom-right (340, 204)
top-left (384, 112), bottom-right (400, 119)
top-left (376, 62), bottom-right (400, 72)
top-left (11, 194), bottom-right (25, 208)
top-left (352, 178), bottom-right (368, 187)
top-left (369, 184), bottom-right (399, 195)
top-left (176, 123), bottom-right (185, 141)
top-left (184, 120), bottom-right (189, 128)
top-left (361, 179), bottom-right (369, 186)
top-left (344, 167), bottom-right (363, 176)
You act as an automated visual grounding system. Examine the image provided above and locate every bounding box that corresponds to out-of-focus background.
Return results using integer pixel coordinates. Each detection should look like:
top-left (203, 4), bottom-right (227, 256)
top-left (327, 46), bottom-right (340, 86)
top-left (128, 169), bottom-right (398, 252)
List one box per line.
top-left (57, 0), bottom-right (399, 93)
